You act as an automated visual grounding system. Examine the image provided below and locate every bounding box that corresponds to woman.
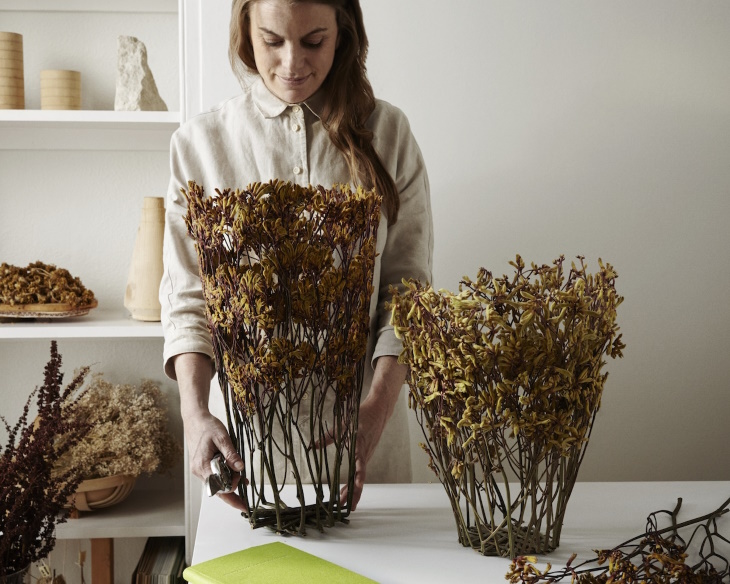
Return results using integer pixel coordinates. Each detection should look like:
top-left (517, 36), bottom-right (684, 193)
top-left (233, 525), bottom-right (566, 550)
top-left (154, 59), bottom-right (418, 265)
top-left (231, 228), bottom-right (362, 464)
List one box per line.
top-left (160, 0), bottom-right (433, 512)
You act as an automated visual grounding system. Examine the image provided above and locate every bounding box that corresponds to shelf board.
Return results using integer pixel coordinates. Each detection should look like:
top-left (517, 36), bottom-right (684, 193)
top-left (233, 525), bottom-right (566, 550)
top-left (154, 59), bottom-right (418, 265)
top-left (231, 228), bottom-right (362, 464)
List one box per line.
top-left (0, 110), bottom-right (180, 151)
top-left (1, 0), bottom-right (177, 13)
top-left (0, 109), bottom-right (180, 126)
top-left (56, 488), bottom-right (185, 540)
top-left (0, 309), bottom-right (163, 339)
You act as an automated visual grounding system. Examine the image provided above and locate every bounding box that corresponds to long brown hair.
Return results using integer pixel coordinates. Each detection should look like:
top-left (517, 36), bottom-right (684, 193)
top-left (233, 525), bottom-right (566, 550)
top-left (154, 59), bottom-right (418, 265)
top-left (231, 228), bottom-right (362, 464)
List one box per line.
top-left (229, 0), bottom-right (400, 224)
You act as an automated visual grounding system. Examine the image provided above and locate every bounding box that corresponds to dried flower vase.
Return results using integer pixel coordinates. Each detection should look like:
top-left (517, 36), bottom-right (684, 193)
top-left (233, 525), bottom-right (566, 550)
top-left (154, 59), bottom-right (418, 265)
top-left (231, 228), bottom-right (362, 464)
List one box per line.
top-left (125, 197), bottom-right (165, 321)
top-left (40, 69), bottom-right (81, 110)
top-left (184, 180), bottom-right (381, 535)
top-left (391, 256), bottom-right (624, 558)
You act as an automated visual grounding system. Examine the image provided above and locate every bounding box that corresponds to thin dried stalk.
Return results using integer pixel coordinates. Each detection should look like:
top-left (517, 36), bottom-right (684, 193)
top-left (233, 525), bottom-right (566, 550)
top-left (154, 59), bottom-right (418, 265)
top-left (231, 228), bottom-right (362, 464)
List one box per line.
top-left (507, 497), bottom-right (730, 582)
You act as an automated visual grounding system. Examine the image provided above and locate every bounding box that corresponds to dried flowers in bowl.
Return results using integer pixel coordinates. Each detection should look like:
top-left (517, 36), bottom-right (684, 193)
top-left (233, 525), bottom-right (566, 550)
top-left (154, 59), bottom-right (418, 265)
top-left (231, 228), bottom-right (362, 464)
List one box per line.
top-left (0, 261), bottom-right (97, 318)
top-left (391, 255), bottom-right (625, 559)
top-left (54, 377), bottom-right (181, 513)
top-left (0, 341), bottom-right (91, 579)
top-left (184, 179), bottom-right (381, 535)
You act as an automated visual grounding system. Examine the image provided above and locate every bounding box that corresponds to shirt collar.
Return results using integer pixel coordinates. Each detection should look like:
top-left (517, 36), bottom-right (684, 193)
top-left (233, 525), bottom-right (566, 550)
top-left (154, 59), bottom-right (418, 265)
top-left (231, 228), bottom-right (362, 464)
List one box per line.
top-left (252, 77), bottom-right (324, 120)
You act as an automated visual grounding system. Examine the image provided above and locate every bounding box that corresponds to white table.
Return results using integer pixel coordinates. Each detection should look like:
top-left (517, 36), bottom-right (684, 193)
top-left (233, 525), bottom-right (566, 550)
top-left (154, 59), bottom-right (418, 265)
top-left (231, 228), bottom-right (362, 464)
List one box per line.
top-left (193, 481), bottom-right (729, 583)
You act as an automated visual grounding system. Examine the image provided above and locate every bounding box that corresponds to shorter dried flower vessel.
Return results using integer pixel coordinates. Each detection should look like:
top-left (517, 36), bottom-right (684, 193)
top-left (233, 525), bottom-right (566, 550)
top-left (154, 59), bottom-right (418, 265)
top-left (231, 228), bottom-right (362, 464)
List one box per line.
top-left (391, 256), bottom-right (625, 558)
top-left (185, 180), bottom-right (381, 535)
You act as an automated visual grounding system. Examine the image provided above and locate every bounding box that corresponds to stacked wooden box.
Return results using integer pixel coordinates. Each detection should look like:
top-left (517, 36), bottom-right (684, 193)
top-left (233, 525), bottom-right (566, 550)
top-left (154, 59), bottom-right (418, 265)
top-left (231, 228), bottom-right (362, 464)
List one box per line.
top-left (41, 69), bottom-right (81, 110)
top-left (0, 32), bottom-right (24, 109)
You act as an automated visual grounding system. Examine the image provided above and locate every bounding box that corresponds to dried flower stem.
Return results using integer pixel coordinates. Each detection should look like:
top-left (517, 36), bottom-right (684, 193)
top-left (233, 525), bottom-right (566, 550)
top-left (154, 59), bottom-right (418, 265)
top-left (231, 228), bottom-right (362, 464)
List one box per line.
top-left (507, 496), bottom-right (730, 582)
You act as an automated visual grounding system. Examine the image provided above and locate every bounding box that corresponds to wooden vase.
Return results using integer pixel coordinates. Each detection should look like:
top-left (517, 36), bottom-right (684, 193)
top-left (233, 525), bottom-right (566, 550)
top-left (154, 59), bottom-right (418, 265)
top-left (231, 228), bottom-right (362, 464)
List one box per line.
top-left (40, 69), bottom-right (81, 110)
top-left (124, 197), bottom-right (165, 321)
top-left (0, 32), bottom-right (25, 110)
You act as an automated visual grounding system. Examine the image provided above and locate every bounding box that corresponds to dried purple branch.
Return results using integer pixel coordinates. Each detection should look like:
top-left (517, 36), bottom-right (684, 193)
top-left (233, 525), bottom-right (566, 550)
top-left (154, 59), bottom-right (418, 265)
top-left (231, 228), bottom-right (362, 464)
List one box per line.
top-left (0, 341), bottom-right (91, 576)
top-left (184, 180), bottom-right (381, 535)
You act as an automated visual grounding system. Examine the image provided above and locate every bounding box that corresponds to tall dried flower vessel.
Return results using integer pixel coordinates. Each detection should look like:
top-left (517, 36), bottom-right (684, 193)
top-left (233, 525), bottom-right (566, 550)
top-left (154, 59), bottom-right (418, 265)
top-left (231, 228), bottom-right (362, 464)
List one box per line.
top-left (391, 256), bottom-right (625, 558)
top-left (184, 180), bottom-right (381, 535)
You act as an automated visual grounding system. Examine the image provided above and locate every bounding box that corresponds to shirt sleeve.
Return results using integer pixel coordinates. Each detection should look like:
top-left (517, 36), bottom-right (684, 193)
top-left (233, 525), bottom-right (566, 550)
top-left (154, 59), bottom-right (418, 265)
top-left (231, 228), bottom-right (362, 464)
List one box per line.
top-left (159, 131), bottom-right (216, 380)
top-left (371, 107), bottom-right (434, 364)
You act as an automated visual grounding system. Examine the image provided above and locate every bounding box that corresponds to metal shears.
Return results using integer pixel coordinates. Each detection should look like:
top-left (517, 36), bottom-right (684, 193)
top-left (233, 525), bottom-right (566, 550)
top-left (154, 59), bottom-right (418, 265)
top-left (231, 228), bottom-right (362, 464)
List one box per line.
top-left (204, 453), bottom-right (234, 497)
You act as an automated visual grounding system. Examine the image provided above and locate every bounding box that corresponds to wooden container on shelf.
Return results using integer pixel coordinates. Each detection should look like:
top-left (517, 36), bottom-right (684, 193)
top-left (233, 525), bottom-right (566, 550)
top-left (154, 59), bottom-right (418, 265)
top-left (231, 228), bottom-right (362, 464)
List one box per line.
top-left (0, 32), bottom-right (25, 110)
top-left (40, 69), bottom-right (81, 110)
top-left (124, 197), bottom-right (165, 321)
top-left (67, 474), bottom-right (137, 515)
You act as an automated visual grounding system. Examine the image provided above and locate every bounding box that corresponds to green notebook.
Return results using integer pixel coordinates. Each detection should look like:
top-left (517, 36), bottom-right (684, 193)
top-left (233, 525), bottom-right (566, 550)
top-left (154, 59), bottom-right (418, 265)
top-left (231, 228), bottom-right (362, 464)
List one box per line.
top-left (183, 542), bottom-right (377, 584)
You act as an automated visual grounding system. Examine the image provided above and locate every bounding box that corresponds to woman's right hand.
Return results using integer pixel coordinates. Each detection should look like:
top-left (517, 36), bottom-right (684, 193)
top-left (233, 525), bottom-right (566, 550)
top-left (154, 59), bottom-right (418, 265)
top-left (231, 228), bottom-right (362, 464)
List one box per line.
top-left (173, 352), bottom-right (248, 512)
top-left (183, 409), bottom-right (248, 512)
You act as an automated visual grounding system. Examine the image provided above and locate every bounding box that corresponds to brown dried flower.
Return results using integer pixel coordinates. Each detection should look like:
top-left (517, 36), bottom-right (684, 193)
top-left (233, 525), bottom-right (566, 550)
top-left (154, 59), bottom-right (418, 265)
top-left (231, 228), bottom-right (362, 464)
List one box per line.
top-left (506, 497), bottom-right (730, 582)
top-left (0, 261), bottom-right (95, 308)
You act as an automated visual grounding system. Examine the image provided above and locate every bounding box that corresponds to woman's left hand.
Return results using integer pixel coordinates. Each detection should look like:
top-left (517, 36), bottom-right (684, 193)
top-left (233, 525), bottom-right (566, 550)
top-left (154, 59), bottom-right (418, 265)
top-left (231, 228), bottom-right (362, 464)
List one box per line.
top-left (339, 356), bottom-right (408, 511)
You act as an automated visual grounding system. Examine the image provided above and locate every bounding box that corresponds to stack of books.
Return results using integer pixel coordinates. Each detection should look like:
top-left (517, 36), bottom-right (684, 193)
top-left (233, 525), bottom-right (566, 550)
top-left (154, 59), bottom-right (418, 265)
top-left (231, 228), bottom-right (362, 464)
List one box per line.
top-left (133, 536), bottom-right (186, 584)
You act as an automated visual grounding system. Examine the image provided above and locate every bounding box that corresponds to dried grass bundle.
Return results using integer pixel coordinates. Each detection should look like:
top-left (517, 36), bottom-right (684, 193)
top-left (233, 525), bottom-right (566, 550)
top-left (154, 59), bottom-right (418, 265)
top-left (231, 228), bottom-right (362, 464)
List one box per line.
top-left (54, 377), bottom-right (180, 480)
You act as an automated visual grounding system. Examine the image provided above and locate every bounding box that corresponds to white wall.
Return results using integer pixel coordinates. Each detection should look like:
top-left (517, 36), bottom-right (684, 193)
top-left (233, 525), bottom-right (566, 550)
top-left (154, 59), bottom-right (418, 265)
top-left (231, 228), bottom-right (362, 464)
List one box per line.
top-left (190, 0), bottom-right (730, 483)
top-left (364, 0), bottom-right (730, 482)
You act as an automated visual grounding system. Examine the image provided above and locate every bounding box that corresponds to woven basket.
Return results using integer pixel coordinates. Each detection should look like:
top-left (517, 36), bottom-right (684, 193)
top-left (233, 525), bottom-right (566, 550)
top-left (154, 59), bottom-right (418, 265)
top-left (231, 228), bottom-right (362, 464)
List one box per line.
top-left (67, 474), bottom-right (136, 513)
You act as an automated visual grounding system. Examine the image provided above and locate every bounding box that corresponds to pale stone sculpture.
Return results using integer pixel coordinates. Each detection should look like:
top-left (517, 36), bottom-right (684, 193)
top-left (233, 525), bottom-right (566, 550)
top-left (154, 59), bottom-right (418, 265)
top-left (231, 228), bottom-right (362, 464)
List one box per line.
top-left (115, 35), bottom-right (167, 111)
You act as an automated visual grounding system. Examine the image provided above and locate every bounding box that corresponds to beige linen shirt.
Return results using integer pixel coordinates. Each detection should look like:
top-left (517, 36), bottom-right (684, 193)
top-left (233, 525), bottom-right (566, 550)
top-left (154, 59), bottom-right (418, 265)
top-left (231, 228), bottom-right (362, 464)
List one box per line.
top-left (160, 78), bottom-right (433, 482)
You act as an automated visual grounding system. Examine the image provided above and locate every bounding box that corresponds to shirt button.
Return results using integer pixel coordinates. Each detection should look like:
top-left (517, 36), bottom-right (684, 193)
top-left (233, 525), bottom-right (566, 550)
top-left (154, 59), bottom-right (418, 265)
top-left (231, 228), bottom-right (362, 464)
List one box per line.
top-left (292, 105), bottom-right (302, 114)
top-left (292, 123), bottom-right (301, 132)
top-left (293, 166), bottom-right (302, 175)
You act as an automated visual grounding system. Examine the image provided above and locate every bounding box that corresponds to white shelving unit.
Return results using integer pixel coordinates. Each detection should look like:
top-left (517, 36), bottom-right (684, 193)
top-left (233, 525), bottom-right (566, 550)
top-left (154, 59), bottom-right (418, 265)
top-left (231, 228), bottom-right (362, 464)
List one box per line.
top-left (0, 110), bottom-right (179, 124)
top-left (1, 1), bottom-right (185, 581)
